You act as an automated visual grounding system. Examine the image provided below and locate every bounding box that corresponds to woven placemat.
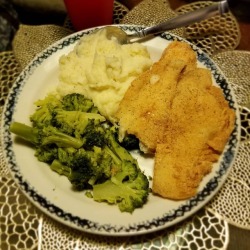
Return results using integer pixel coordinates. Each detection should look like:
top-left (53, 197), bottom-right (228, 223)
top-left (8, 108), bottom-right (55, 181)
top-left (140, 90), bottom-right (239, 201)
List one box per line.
top-left (0, 174), bottom-right (229, 249)
top-left (121, 0), bottom-right (184, 37)
top-left (0, 0), bottom-right (249, 249)
top-left (207, 50), bottom-right (250, 229)
top-left (0, 51), bottom-right (21, 107)
top-left (176, 1), bottom-right (241, 56)
top-left (12, 24), bottom-right (73, 70)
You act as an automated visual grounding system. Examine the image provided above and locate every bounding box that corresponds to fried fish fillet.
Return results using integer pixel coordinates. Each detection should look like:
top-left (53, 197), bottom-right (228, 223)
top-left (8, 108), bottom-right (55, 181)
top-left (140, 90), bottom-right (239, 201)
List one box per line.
top-left (116, 41), bottom-right (197, 151)
top-left (115, 41), bottom-right (235, 200)
top-left (153, 68), bottom-right (235, 199)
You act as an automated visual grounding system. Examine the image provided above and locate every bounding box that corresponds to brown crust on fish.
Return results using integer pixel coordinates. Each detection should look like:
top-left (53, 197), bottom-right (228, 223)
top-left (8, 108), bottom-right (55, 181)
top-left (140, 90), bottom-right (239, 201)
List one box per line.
top-left (115, 41), bottom-right (235, 199)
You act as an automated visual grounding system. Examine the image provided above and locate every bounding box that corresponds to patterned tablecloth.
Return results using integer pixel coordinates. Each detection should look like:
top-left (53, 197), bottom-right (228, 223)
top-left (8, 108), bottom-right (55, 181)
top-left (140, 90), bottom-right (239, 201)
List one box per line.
top-left (0, 0), bottom-right (249, 249)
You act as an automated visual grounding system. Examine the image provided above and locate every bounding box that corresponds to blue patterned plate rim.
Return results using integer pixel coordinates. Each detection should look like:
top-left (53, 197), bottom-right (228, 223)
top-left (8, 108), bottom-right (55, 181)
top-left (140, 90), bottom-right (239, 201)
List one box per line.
top-left (1, 25), bottom-right (241, 236)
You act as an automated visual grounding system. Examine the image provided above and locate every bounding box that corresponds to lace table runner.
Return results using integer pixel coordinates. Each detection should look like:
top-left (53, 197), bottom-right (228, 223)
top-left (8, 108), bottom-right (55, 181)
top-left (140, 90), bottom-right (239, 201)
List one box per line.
top-left (1, 0), bottom-right (249, 249)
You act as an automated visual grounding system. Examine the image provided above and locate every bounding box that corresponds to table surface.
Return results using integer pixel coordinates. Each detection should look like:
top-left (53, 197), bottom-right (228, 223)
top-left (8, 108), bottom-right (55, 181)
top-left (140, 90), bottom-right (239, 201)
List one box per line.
top-left (4, 1), bottom-right (250, 249)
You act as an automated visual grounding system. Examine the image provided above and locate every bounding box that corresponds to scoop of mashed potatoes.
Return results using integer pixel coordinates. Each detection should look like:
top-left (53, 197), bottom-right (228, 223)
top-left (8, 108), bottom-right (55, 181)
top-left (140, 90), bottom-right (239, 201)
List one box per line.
top-left (57, 28), bottom-right (152, 122)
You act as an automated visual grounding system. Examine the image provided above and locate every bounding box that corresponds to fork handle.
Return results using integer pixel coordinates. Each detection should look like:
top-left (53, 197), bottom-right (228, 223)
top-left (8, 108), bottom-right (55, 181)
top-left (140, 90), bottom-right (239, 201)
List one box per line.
top-left (138, 0), bottom-right (229, 37)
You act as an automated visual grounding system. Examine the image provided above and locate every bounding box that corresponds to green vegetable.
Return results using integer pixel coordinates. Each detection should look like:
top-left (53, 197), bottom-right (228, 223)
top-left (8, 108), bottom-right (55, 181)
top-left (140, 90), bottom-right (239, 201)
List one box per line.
top-left (120, 134), bottom-right (140, 151)
top-left (93, 165), bottom-right (149, 213)
top-left (53, 109), bottom-right (105, 139)
top-left (35, 146), bottom-right (58, 163)
top-left (92, 129), bottom-right (149, 213)
top-left (10, 122), bottom-right (84, 149)
top-left (50, 146), bottom-right (113, 190)
top-left (50, 152), bottom-right (94, 190)
top-left (30, 94), bottom-right (61, 128)
top-left (62, 93), bottom-right (97, 113)
top-left (82, 119), bottom-right (108, 149)
top-left (9, 93), bottom-right (149, 213)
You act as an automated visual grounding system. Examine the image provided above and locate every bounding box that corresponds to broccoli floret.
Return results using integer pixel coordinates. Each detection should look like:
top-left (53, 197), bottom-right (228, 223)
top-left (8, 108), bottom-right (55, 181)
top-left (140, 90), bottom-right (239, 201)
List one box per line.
top-left (53, 109), bottom-right (106, 138)
top-left (35, 145), bottom-right (58, 163)
top-left (62, 93), bottom-right (96, 112)
top-left (93, 161), bottom-right (149, 213)
top-left (120, 134), bottom-right (140, 151)
top-left (10, 93), bottom-right (149, 213)
top-left (91, 129), bottom-right (149, 213)
top-left (30, 94), bottom-right (61, 128)
top-left (87, 146), bottom-right (112, 185)
top-left (50, 154), bottom-right (93, 191)
top-left (10, 122), bottom-right (83, 149)
top-left (50, 159), bottom-right (71, 176)
top-left (57, 147), bottom-right (77, 164)
top-left (67, 147), bottom-right (114, 188)
top-left (30, 93), bottom-right (100, 130)
top-left (105, 128), bottom-right (138, 167)
top-left (82, 120), bottom-right (108, 149)
top-left (50, 147), bottom-right (111, 190)
top-left (68, 149), bottom-right (95, 190)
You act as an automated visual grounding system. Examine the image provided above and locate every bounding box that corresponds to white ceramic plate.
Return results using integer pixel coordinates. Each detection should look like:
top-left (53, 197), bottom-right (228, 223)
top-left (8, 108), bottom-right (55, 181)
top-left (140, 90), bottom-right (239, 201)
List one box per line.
top-left (1, 25), bottom-right (240, 236)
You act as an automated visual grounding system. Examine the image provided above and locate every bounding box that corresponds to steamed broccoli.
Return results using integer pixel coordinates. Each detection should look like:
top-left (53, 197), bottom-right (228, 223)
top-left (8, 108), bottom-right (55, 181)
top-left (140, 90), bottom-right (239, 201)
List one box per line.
top-left (10, 122), bottom-right (83, 149)
top-left (82, 120), bottom-right (108, 149)
top-left (120, 134), bottom-right (140, 151)
top-left (35, 145), bottom-right (58, 163)
top-left (50, 148), bottom-right (95, 190)
top-left (92, 129), bottom-right (149, 213)
top-left (62, 93), bottom-right (98, 113)
top-left (9, 93), bottom-right (149, 213)
top-left (30, 94), bottom-right (61, 128)
top-left (105, 128), bottom-right (139, 166)
top-left (30, 93), bottom-right (100, 129)
top-left (93, 162), bottom-right (149, 213)
top-left (50, 146), bottom-right (116, 190)
top-left (53, 109), bottom-right (105, 138)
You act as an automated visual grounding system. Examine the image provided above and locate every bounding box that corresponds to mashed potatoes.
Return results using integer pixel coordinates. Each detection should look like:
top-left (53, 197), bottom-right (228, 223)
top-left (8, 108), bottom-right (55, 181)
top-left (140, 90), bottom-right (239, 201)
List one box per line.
top-left (57, 29), bottom-right (153, 122)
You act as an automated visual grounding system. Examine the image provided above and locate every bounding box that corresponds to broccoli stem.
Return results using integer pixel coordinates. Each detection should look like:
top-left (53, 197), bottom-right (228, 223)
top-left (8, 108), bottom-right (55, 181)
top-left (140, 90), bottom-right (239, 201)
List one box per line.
top-left (10, 122), bottom-right (40, 145)
top-left (93, 180), bottom-right (122, 203)
top-left (107, 130), bottom-right (138, 166)
top-left (103, 145), bottom-right (121, 167)
top-left (50, 159), bottom-right (71, 176)
top-left (10, 122), bottom-right (84, 148)
top-left (42, 131), bottom-right (83, 148)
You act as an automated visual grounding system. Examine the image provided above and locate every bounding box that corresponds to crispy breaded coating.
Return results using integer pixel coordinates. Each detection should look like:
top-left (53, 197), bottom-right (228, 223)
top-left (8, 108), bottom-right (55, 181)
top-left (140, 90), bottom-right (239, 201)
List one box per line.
top-left (116, 41), bottom-right (197, 151)
top-left (153, 68), bottom-right (235, 199)
top-left (115, 41), bottom-right (235, 200)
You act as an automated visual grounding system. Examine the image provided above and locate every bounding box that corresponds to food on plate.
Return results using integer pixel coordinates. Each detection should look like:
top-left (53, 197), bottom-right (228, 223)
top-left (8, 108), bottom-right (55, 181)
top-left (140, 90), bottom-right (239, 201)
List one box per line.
top-left (115, 41), bottom-right (236, 200)
top-left (10, 93), bottom-right (149, 213)
top-left (92, 143), bottom-right (149, 213)
top-left (9, 30), bottom-right (235, 214)
top-left (57, 28), bottom-right (153, 122)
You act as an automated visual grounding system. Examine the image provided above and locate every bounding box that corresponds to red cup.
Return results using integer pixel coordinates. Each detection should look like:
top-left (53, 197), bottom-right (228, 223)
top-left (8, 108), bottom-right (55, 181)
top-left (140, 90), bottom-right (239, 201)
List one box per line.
top-left (63, 0), bottom-right (114, 31)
